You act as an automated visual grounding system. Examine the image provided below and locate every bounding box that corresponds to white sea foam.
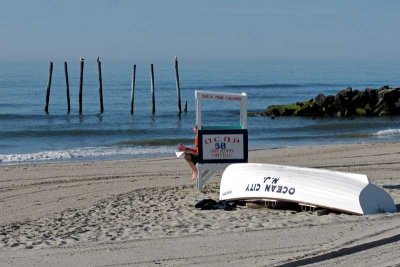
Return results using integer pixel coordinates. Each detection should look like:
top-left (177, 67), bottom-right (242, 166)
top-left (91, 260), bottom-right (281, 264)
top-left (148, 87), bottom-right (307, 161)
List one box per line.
top-left (374, 128), bottom-right (400, 137)
top-left (0, 146), bottom-right (175, 163)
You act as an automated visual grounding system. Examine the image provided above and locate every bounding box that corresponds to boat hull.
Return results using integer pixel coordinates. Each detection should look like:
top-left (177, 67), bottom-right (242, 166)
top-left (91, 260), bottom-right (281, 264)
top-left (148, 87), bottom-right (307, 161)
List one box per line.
top-left (219, 163), bottom-right (397, 215)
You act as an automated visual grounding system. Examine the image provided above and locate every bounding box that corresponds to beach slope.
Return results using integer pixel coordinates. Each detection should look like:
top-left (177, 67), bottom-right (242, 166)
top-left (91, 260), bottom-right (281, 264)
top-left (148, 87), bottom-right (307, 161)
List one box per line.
top-left (1, 142), bottom-right (400, 266)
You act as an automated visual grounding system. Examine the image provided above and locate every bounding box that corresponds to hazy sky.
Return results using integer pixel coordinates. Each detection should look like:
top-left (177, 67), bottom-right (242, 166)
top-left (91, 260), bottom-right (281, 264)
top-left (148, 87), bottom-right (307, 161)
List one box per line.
top-left (1, 1), bottom-right (399, 62)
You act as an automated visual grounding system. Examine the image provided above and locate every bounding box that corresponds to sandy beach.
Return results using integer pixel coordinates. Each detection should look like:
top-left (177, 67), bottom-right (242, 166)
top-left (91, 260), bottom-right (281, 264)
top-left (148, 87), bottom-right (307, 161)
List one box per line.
top-left (1, 142), bottom-right (400, 266)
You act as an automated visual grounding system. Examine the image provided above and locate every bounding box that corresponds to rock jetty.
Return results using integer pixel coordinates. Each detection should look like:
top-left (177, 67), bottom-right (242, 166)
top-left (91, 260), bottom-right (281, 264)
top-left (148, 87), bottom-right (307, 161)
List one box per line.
top-left (252, 85), bottom-right (400, 117)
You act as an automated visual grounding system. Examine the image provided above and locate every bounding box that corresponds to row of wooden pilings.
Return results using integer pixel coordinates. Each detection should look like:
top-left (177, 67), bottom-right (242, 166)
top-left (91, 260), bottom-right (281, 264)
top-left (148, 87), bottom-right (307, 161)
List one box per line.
top-left (44, 57), bottom-right (187, 114)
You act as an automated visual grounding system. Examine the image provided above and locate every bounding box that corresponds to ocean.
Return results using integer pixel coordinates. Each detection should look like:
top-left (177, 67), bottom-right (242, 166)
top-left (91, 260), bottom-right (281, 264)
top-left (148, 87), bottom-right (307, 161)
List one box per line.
top-left (1, 60), bottom-right (400, 164)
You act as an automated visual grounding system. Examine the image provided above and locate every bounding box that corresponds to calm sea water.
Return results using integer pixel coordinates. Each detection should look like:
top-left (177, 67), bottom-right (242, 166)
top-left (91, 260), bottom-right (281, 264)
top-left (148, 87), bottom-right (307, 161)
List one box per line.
top-left (1, 60), bottom-right (400, 163)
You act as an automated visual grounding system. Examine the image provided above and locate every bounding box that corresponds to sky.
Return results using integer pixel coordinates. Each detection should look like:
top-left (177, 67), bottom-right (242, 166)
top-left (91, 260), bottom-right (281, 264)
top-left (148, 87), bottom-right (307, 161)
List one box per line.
top-left (0, 0), bottom-right (399, 62)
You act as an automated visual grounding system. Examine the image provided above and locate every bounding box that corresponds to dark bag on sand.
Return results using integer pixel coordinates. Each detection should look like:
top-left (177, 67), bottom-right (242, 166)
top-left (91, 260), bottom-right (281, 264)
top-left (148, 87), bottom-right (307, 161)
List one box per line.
top-left (194, 198), bottom-right (217, 209)
top-left (195, 199), bottom-right (217, 210)
top-left (195, 199), bottom-right (237, 211)
top-left (217, 200), bottom-right (237, 211)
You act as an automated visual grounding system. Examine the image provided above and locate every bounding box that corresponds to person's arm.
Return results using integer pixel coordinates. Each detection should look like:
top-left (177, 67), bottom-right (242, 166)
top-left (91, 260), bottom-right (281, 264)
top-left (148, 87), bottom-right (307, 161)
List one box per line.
top-left (178, 143), bottom-right (196, 154)
top-left (185, 146), bottom-right (197, 154)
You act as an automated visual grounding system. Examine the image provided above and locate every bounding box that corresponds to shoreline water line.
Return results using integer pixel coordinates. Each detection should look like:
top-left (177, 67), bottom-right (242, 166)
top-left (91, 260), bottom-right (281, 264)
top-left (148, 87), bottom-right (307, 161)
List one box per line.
top-left (1, 136), bottom-right (400, 165)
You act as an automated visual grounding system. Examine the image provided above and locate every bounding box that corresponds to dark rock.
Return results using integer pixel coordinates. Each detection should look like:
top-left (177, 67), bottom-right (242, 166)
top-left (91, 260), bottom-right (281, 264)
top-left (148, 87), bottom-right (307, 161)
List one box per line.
top-left (364, 103), bottom-right (374, 115)
top-left (313, 93), bottom-right (326, 107)
top-left (259, 85), bottom-right (400, 118)
top-left (365, 89), bottom-right (378, 107)
top-left (337, 87), bottom-right (354, 100)
top-left (267, 106), bottom-right (284, 116)
top-left (355, 108), bottom-right (366, 116)
top-left (394, 100), bottom-right (400, 109)
top-left (379, 85), bottom-right (390, 90)
top-left (377, 88), bottom-right (392, 100)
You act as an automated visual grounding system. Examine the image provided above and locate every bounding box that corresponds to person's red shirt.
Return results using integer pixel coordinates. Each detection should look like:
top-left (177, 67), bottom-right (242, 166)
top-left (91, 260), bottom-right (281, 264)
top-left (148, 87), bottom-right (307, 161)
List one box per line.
top-left (193, 134), bottom-right (198, 154)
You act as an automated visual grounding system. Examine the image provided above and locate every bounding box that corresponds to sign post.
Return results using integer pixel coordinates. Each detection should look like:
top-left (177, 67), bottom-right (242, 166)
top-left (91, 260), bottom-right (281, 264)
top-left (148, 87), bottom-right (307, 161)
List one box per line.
top-left (195, 90), bottom-right (248, 190)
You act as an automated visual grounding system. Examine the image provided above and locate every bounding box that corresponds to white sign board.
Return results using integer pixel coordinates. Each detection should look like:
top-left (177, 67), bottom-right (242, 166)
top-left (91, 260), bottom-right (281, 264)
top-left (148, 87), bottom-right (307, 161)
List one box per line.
top-left (198, 129), bottom-right (248, 164)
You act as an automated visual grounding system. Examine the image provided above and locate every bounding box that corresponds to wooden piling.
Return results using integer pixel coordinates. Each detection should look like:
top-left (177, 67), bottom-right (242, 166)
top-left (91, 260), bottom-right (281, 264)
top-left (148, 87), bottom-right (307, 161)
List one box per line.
top-left (130, 64), bottom-right (136, 114)
top-left (44, 61), bottom-right (53, 113)
top-left (98, 60), bottom-right (104, 113)
top-left (79, 60), bottom-right (84, 114)
top-left (150, 64), bottom-right (155, 113)
top-left (174, 57), bottom-right (182, 113)
top-left (184, 100), bottom-right (187, 112)
top-left (64, 62), bottom-right (71, 113)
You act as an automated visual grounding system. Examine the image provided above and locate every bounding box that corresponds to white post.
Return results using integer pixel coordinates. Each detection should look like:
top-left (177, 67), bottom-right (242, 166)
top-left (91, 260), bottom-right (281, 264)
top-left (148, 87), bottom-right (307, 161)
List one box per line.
top-left (240, 92), bottom-right (248, 129)
top-left (195, 90), bottom-right (202, 129)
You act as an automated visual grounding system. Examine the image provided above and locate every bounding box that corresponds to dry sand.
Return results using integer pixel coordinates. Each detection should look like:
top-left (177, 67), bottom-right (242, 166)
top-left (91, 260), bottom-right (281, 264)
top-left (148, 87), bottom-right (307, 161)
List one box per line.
top-left (0, 142), bottom-right (400, 266)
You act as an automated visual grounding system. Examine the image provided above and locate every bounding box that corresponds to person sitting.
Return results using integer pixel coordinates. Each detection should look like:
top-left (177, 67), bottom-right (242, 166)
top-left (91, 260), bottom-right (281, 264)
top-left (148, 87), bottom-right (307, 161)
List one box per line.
top-left (178, 126), bottom-right (198, 180)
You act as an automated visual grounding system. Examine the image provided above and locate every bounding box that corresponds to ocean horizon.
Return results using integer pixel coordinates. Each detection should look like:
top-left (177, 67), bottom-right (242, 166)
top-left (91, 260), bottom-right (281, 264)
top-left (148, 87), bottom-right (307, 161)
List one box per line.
top-left (1, 60), bottom-right (400, 164)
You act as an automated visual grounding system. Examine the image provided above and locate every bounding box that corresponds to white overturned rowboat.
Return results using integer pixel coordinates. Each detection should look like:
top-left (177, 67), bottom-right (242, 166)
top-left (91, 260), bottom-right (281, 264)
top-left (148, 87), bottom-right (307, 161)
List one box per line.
top-left (219, 163), bottom-right (397, 215)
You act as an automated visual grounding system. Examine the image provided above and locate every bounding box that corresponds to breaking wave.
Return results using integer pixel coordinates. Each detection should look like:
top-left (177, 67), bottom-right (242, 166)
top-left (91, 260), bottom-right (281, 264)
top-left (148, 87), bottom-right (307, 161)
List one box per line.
top-left (374, 129), bottom-right (400, 137)
top-left (0, 145), bottom-right (176, 164)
